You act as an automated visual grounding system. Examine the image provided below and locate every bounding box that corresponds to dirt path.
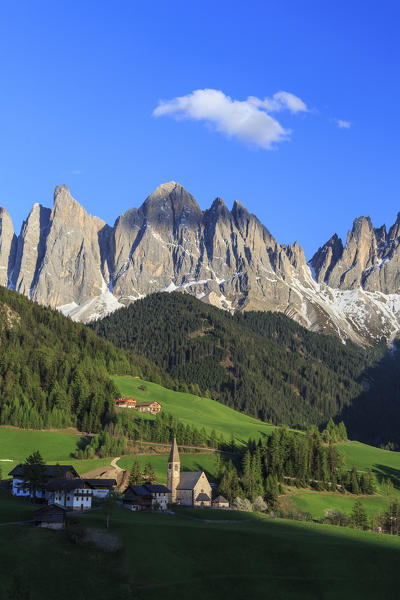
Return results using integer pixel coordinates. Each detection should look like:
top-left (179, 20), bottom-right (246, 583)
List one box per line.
top-left (82, 457), bottom-right (128, 491)
top-left (110, 457), bottom-right (123, 472)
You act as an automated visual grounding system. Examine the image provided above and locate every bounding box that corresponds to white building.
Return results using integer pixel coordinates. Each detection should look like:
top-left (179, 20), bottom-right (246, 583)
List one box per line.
top-left (45, 479), bottom-right (93, 511)
top-left (83, 479), bottom-right (116, 499)
top-left (8, 464), bottom-right (79, 498)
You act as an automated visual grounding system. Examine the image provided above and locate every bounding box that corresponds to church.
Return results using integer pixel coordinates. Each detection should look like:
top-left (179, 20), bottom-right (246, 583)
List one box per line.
top-left (167, 438), bottom-right (212, 507)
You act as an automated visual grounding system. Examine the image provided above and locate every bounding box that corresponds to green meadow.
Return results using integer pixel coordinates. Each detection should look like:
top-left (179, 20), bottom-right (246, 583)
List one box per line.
top-left (338, 440), bottom-right (400, 486)
top-left (2, 492), bottom-right (400, 600)
top-left (291, 490), bottom-right (392, 520)
top-left (0, 427), bottom-right (113, 478)
top-left (112, 375), bottom-right (276, 443)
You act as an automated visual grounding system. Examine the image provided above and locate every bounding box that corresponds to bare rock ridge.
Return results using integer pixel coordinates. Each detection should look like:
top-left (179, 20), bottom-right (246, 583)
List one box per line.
top-left (1, 182), bottom-right (400, 345)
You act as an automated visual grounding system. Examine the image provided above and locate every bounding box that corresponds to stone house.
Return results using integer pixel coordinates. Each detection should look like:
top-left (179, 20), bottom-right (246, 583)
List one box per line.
top-left (213, 495), bottom-right (229, 509)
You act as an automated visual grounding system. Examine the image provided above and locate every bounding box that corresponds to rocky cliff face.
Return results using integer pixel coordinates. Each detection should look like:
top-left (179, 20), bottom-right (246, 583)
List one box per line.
top-left (1, 182), bottom-right (400, 345)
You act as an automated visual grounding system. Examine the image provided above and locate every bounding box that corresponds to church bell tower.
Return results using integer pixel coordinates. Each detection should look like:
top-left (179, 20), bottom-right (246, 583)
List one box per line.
top-left (167, 437), bottom-right (180, 503)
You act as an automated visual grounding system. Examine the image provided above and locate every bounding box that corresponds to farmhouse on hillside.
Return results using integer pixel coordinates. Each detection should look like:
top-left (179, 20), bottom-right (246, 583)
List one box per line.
top-left (115, 397), bottom-right (161, 414)
top-left (116, 397), bottom-right (137, 408)
top-left (167, 438), bottom-right (212, 507)
top-left (135, 401), bottom-right (161, 414)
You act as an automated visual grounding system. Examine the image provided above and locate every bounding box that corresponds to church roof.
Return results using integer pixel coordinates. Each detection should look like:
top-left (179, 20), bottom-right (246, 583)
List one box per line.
top-left (176, 471), bottom-right (203, 490)
top-left (168, 438), bottom-right (180, 463)
top-left (195, 492), bottom-right (211, 502)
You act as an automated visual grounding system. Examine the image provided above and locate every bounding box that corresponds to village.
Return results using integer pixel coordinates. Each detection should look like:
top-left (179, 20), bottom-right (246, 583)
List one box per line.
top-left (6, 438), bottom-right (229, 529)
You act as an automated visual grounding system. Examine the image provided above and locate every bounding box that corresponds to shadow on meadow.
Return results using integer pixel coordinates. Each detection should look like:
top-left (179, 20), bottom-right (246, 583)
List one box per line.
top-left (372, 464), bottom-right (400, 490)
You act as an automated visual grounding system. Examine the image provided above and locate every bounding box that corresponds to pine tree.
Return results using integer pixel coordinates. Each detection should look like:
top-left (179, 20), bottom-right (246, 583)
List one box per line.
top-left (350, 500), bottom-right (369, 530)
top-left (143, 462), bottom-right (156, 484)
top-left (129, 459), bottom-right (143, 486)
top-left (350, 464), bottom-right (360, 495)
top-left (22, 450), bottom-right (47, 500)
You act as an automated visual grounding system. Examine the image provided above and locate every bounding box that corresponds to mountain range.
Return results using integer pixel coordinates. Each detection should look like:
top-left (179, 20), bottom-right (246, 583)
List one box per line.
top-left (1, 181), bottom-right (400, 345)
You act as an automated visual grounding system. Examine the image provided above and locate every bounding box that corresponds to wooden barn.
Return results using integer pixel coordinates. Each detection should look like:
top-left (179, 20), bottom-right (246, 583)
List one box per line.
top-left (34, 504), bottom-right (67, 530)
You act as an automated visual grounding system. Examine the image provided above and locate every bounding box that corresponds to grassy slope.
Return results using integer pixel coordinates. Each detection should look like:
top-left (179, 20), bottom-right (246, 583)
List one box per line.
top-left (112, 375), bottom-right (275, 443)
top-left (338, 440), bottom-right (400, 485)
top-left (0, 427), bottom-right (112, 478)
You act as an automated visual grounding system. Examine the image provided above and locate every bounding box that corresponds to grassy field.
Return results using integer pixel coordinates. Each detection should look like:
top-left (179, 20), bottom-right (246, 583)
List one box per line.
top-left (291, 490), bottom-right (391, 520)
top-left (118, 452), bottom-right (219, 484)
top-left (2, 485), bottom-right (400, 600)
top-left (0, 427), bottom-right (113, 478)
top-left (338, 440), bottom-right (400, 486)
top-left (112, 376), bottom-right (276, 444)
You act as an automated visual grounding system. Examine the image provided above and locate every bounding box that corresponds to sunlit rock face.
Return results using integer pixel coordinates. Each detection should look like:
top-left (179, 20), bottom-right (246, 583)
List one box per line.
top-left (1, 181), bottom-right (400, 345)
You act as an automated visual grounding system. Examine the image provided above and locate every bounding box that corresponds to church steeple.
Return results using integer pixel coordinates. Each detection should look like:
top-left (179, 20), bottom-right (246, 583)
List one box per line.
top-left (167, 437), bottom-right (180, 503)
top-left (169, 437), bottom-right (180, 463)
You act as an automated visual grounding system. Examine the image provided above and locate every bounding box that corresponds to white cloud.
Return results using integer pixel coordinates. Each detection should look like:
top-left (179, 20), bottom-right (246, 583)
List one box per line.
top-left (153, 89), bottom-right (308, 149)
top-left (336, 119), bottom-right (351, 129)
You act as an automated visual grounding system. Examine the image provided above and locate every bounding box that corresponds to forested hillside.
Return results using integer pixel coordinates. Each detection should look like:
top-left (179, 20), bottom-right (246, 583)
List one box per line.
top-left (91, 292), bottom-right (390, 438)
top-left (0, 287), bottom-right (167, 432)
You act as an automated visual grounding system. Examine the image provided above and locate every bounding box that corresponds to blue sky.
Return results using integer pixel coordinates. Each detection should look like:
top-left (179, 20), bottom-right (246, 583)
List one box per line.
top-left (0, 0), bottom-right (399, 257)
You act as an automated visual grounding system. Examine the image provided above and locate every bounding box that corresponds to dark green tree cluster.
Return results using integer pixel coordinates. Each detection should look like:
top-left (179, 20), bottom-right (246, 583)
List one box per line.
top-left (379, 501), bottom-right (400, 535)
top-left (0, 287), bottom-right (167, 432)
top-left (217, 427), bottom-right (376, 503)
top-left (128, 459), bottom-right (157, 486)
top-left (74, 431), bottom-right (127, 459)
top-left (321, 418), bottom-right (347, 443)
top-left (90, 292), bottom-right (388, 439)
top-left (115, 409), bottom-right (223, 449)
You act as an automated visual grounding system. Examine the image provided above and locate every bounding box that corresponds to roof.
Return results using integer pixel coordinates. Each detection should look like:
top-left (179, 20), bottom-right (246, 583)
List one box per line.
top-left (195, 493), bottom-right (211, 502)
top-left (83, 479), bottom-right (116, 489)
top-left (46, 479), bottom-right (92, 492)
top-left (34, 503), bottom-right (68, 515)
top-left (143, 484), bottom-right (171, 494)
top-left (135, 401), bottom-right (160, 407)
top-left (116, 398), bottom-right (136, 405)
top-left (176, 471), bottom-right (202, 490)
top-left (124, 485), bottom-right (151, 499)
top-left (8, 464), bottom-right (79, 478)
top-left (213, 495), bottom-right (229, 503)
top-left (168, 438), bottom-right (180, 463)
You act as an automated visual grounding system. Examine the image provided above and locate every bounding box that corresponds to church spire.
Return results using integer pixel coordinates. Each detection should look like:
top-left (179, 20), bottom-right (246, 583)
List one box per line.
top-left (169, 437), bottom-right (180, 463)
top-left (167, 436), bottom-right (180, 504)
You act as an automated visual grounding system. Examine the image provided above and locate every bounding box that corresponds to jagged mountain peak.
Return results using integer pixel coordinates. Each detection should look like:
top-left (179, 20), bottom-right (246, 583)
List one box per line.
top-left (1, 182), bottom-right (400, 345)
top-left (142, 180), bottom-right (202, 226)
top-left (0, 207), bottom-right (12, 218)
